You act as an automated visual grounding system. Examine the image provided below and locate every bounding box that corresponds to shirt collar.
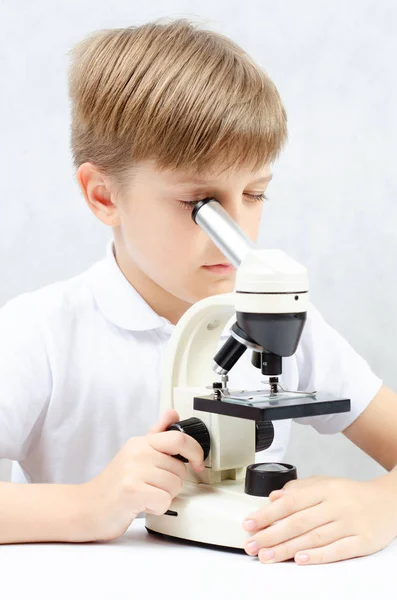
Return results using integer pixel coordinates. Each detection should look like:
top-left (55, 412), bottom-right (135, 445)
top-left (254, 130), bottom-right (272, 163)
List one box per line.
top-left (88, 240), bottom-right (232, 337)
top-left (88, 240), bottom-right (173, 332)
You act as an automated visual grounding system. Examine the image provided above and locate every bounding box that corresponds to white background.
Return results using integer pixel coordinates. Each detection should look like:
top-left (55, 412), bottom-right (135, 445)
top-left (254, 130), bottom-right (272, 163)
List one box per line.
top-left (1, 0), bottom-right (396, 482)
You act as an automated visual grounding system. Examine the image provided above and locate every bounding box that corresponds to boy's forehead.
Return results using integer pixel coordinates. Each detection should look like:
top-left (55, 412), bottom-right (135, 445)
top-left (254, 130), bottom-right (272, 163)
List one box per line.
top-left (147, 161), bottom-right (272, 186)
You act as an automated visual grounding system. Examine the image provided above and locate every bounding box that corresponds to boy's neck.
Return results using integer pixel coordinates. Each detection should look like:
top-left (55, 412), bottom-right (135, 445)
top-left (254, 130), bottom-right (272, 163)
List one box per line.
top-left (113, 241), bottom-right (192, 326)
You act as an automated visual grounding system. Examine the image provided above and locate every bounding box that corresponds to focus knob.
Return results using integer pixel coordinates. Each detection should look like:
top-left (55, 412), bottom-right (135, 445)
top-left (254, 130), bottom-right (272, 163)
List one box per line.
top-left (255, 420), bottom-right (274, 452)
top-left (167, 417), bottom-right (211, 462)
top-left (245, 463), bottom-right (297, 497)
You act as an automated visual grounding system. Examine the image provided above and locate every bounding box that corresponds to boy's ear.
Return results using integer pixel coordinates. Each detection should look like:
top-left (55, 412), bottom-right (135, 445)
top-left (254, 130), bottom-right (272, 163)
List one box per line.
top-left (77, 162), bottom-right (121, 227)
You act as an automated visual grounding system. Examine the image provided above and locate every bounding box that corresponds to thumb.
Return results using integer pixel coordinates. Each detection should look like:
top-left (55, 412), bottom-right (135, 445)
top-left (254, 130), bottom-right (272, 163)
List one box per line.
top-left (148, 409), bottom-right (180, 434)
top-left (269, 489), bottom-right (285, 502)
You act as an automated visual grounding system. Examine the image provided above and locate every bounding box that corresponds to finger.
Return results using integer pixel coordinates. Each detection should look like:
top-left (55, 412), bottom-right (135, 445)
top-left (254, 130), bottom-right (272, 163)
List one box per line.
top-left (145, 469), bottom-right (183, 499)
top-left (143, 486), bottom-right (173, 516)
top-left (283, 476), bottom-right (326, 492)
top-left (269, 477), bottom-right (327, 501)
top-left (269, 490), bottom-right (284, 502)
top-left (243, 487), bottom-right (323, 531)
top-left (294, 536), bottom-right (361, 565)
top-left (148, 430), bottom-right (204, 471)
top-left (246, 522), bottom-right (344, 563)
top-left (155, 453), bottom-right (187, 480)
top-left (148, 409), bottom-right (180, 434)
top-left (249, 503), bottom-right (332, 549)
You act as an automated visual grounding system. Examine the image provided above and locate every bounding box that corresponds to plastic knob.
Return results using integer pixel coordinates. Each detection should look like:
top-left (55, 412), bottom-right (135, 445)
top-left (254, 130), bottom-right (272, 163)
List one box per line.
top-left (251, 351), bottom-right (262, 369)
top-left (244, 463), bottom-right (297, 497)
top-left (255, 420), bottom-right (274, 452)
top-left (167, 417), bottom-right (211, 462)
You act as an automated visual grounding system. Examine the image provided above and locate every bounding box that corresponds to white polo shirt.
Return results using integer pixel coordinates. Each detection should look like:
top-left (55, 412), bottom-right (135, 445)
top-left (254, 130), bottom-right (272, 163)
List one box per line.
top-left (0, 242), bottom-right (382, 484)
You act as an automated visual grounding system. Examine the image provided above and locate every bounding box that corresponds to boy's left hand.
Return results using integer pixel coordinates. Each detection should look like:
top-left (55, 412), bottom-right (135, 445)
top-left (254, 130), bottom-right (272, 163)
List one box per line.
top-left (242, 474), bottom-right (397, 565)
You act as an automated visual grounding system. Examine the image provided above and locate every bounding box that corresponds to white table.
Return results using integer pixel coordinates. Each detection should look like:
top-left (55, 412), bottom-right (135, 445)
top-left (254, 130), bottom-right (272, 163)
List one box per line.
top-left (1, 519), bottom-right (395, 599)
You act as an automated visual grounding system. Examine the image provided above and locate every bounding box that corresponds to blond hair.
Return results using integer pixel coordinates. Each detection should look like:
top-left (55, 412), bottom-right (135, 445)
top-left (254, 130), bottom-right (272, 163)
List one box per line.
top-left (68, 19), bottom-right (287, 180)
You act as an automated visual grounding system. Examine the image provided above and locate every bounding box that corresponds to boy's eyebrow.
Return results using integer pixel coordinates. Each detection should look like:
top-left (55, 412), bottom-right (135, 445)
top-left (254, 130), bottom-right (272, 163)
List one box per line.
top-left (249, 174), bottom-right (273, 183)
top-left (176, 174), bottom-right (273, 185)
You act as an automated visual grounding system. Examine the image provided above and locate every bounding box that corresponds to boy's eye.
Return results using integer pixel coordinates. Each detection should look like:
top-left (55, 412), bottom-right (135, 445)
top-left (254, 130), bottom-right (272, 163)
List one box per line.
top-left (243, 193), bottom-right (268, 203)
top-left (178, 193), bottom-right (268, 210)
top-left (178, 199), bottom-right (202, 209)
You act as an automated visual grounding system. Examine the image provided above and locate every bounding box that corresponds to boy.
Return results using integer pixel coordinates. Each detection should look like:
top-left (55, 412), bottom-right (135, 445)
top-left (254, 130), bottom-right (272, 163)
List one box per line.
top-left (1, 19), bottom-right (397, 565)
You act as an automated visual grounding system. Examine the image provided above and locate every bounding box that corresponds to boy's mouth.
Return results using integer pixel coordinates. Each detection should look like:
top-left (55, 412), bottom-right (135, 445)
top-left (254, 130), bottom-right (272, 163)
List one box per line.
top-left (202, 263), bottom-right (235, 274)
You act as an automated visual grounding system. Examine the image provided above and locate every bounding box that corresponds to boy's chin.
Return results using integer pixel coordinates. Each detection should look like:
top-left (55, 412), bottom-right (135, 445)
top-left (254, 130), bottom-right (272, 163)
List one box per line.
top-left (196, 279), bottom-right (236, 300)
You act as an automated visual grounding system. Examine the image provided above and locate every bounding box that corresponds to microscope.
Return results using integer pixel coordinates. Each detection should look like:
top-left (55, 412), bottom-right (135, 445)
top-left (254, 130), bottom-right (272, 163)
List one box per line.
top-left (146, 198), bottom-right (350, 550)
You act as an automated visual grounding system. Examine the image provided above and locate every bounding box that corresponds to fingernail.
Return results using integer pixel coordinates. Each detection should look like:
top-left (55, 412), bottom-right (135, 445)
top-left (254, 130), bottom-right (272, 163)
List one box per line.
top-left (260, 549), bottom-right (275, 562)
top-left (245, 541), bottom-right (259, 555)
top-left (243, 519), bottom-right (257, 531)
top-left (296, 553), bottom-right (310, 564)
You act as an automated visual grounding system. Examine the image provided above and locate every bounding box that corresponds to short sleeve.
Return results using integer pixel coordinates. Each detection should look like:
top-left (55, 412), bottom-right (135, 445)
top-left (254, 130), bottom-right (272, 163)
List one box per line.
top-left (0, 295), bottom-right (52, 460)
top-left (294, 303), bottom-right (382, 434)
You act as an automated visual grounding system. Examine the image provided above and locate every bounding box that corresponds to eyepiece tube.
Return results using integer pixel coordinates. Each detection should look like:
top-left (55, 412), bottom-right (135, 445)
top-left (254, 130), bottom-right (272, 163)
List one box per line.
top-left (212, 334), bottom-right (248, 375)
top-left (192, 198), bottom-right (255, 268)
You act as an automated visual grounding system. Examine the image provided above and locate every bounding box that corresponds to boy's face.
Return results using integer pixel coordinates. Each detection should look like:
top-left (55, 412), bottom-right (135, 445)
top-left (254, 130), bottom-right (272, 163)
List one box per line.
top-left (113, 160), bottom-right (272, 304)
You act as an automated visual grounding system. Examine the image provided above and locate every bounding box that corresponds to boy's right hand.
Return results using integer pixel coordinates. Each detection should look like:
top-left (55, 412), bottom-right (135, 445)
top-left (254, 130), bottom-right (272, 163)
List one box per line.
top-left (79, 409), bottom-right (204, 542)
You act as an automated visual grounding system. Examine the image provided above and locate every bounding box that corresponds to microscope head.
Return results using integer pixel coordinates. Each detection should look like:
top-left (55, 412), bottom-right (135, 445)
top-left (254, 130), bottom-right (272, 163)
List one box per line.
top-left (192, 198), bottom-right (309, 378)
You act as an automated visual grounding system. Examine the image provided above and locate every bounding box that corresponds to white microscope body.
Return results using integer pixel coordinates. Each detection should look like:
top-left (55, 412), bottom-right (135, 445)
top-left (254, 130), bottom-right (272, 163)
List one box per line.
top-left (145, 199), bottom-right (350, 549)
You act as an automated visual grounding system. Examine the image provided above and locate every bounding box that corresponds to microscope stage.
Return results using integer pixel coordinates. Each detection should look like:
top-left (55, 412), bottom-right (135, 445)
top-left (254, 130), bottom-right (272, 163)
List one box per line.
top-left (193, 391), bottom-right (350, 422)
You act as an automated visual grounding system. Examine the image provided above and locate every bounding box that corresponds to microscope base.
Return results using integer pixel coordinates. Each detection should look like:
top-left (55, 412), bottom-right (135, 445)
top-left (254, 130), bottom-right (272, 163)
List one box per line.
top-left (145, 479), bottom-right (268, 550)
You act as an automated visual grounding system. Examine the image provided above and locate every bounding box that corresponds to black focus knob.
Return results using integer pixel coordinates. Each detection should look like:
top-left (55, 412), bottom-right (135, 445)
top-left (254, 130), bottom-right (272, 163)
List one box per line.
top-left (245, 463), bottom-right (297, 497)
top-left (251, 351), bottom-right (262, 370)
top-left (255, 421), bottom-right (274, 452)
top-left (167, 417), bottom-right (211, 462)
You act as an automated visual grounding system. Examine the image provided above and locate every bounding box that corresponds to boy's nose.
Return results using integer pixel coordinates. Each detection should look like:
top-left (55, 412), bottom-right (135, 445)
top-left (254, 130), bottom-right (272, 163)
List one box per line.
top-left (221, 200), bottom-right (243, 226)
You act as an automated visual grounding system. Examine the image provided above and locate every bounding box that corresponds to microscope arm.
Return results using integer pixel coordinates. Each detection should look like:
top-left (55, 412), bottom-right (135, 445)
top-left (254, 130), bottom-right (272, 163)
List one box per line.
top-left (160, 292), bottom-right (257, 482)
top-left (160, 292), bottom-right (235, 411)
